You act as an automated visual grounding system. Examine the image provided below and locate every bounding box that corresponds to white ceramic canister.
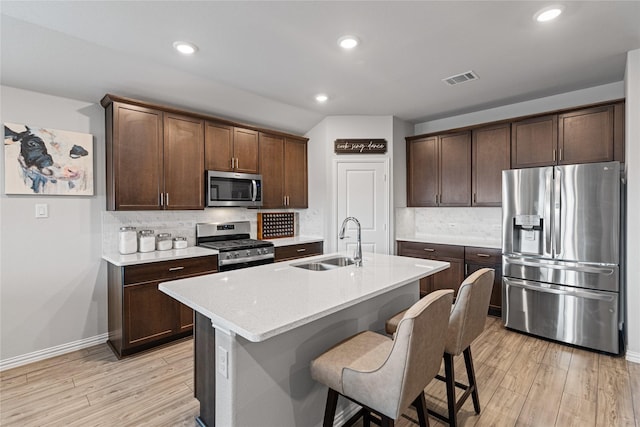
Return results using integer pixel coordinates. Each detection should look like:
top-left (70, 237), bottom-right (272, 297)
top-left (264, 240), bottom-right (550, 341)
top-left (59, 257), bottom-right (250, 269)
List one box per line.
top-left (156, 233), bottom-right (172, 251)
top-left (118, 226), bottom-right (137, 254)
top-left (138, 230), bottom-right (155, 253)
top-left (173, 237), bottom-right (188, 249)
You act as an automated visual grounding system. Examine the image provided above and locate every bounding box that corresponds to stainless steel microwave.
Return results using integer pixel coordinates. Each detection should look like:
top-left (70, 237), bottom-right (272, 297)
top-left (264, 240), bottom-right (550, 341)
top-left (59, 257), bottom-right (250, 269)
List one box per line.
top-left (206, 171), bottom-right (263, 207)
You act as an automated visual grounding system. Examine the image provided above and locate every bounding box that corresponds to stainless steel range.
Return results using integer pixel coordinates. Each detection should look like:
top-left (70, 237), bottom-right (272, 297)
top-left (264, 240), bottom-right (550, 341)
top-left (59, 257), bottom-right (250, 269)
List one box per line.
top-left (196, 221), bottom-right (274, 271)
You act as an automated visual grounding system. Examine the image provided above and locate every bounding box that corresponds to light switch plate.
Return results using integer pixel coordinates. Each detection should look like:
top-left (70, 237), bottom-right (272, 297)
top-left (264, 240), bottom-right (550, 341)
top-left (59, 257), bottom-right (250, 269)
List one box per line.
top-left (35, 203), bottom-right (48, 218)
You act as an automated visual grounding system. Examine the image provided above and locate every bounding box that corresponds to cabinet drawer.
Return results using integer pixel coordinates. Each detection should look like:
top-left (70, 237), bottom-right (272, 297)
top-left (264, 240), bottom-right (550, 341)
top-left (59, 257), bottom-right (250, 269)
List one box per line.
top-left (275, 242), bottom-right (323, 262)
top-left (464, 247), bottom-right (502, 265)
top-left (123, 255), bottom-right (218, 285)
top-left (397, 241), bottom-right (464, 261)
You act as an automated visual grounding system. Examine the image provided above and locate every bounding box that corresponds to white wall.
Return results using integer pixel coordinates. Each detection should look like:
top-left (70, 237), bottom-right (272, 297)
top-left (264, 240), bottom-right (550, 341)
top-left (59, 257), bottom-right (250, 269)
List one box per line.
top-left (624, 49), bottom-right (640, 361)
top-left (0, 86), bottom-right (107, 362)
top-left (415, 81), bottom-right (625, 135)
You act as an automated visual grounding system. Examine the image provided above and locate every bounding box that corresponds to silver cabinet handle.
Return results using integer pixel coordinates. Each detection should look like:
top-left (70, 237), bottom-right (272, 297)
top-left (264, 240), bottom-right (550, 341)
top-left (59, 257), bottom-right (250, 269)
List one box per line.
top-left (476, 253), bottom-right (490, 258)
top-left (559, 148), bottom-right (563, 161)
top-left (553, 149), bottom-right (557, 162)
top-left (424, 248), bottom-right (435, 252)
top-left (160, 192), bottom-right (164, 206)
top-left (296, 248), bottom-right (306, 253)
top-left (235, 158), bottom-right (239, 169)
top-left (166, 193), bottom-right (169, 207)
top-left (169, 266), bottom-right (184, 271)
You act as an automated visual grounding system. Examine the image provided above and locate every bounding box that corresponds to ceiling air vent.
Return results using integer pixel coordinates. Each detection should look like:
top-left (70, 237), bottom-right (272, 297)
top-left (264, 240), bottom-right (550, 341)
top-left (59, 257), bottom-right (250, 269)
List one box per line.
top-left (442, 70), bottom-right (479, 86)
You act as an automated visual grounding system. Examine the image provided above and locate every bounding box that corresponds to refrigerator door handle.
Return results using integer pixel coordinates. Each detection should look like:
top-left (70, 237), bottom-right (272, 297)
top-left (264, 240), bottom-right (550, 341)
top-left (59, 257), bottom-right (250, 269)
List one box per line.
top-left (505, 278), bottom-right (616, 302)
top-left (554, 167), bottom-right (562, 257)
top-left (504, 256), bottom-right (616, 275)
top-left (544, 168), bottom-right (553, 255)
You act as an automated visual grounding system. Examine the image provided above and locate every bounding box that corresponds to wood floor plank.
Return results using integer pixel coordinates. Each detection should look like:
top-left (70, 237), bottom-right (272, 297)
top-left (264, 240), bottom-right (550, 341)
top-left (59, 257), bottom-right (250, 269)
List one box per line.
top-left (473, 386), bottom-right (527, 427)
top-left (500, 335), bottom-right (549, 396)
top-left (597, 354), bottom-right (635, 427)
top-left (515, 363), bottom-right (567, 426)
top-left (627, 361), bottom-right (640, 422)
top-left (541, 341), bottom-right (573, 371)
top-left (564, 348), bottom-right (599, 402)
top-left (555, 392), bottom-right (596, 427)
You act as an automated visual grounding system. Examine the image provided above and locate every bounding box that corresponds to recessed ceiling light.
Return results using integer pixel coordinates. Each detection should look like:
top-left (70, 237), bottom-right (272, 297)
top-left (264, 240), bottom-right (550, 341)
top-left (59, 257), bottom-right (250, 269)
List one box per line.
top-left (337, 35), bottom-right (359, 50)
top-left (534, 5), bottom-right (564, 22)
top-left (173, 41), bottom-right (198, 55)
top-left (315, 94), bottom-right (328, 103)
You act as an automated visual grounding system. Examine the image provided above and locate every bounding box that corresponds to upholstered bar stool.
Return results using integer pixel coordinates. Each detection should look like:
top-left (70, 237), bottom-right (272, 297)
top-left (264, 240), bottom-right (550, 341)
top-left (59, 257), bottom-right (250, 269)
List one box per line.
top-left (310, 289), bottom-right (454, 427)
top-left (385, 268), bottom-right (494, 427)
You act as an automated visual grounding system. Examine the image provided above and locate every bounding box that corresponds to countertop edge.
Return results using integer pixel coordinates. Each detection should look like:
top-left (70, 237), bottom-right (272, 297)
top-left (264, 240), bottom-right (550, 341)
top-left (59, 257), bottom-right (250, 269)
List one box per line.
top-left (396, 235), bottom-right (502, 250)
top-left (103, 246), bottom-right (218, 266)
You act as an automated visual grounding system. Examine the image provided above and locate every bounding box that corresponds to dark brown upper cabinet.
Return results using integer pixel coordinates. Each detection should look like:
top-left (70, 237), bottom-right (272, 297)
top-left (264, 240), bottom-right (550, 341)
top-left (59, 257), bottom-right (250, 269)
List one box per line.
top-left (204, 123), bottom-right (259, 174)
top-left (558, 105), bottom-right (614, 165)
top-left (259, 133), bottom-right (308, 208)
top-left (472, 123), bottom-right (511, 206)
top-left (407, 132), bottom-right (471, 207)
top-left (104, 102), bottom-right (204, 210)
top-left (512, 104), bottom-right (621, 168)
top-left (511, 114), bottom-right (558, 168)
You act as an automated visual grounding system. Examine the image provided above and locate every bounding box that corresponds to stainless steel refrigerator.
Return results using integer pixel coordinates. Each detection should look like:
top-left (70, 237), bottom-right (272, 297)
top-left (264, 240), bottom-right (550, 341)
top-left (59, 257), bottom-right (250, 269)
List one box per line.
top-left (502, 161), bottom-right (623, 354)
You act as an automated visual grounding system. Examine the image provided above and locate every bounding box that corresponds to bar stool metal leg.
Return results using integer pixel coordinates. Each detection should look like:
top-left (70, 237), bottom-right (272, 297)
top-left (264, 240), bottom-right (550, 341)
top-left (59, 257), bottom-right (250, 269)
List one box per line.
top-left (323, 388), bottom-right (339, 427)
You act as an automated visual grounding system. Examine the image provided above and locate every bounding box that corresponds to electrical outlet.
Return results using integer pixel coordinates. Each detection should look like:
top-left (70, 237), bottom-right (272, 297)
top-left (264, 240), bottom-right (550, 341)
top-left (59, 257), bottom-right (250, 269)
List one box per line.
top-left (218, 346), bottom-right (228, 378)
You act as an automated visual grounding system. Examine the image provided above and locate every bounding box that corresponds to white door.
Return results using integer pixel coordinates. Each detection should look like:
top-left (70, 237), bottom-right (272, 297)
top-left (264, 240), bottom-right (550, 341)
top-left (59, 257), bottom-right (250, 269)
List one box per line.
top-left (336, 160), bottom-right (389, 254)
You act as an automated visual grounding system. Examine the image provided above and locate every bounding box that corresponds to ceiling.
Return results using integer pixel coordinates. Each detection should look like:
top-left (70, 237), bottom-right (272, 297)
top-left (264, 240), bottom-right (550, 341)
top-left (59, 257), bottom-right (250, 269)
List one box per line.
top-left (1, 1), bottom-right (639, 135)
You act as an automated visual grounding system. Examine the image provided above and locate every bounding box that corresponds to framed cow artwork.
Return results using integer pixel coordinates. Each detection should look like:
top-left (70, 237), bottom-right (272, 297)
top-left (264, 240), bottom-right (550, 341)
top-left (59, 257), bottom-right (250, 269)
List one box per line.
top-left (3, 123), bottom-right (94, 195)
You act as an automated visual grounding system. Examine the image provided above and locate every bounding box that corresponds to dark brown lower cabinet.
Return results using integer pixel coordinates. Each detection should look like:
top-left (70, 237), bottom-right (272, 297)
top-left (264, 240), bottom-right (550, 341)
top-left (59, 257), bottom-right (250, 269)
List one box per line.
top-left (397, 240), bottom-right (502, 316)
top-left (397, 241), bottom-right (464, 298)
top-left (464, 246), bottom-right (502, 317)
top-left (108, 255), bottom-right (217, 358)
top-left (274, 241), bottom-right (323, 262)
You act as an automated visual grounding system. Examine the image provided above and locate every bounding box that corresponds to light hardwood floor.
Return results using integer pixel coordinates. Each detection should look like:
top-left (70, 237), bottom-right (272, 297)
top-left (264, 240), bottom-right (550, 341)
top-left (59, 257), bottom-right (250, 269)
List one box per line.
top-left (1, 317), bottom-right (639, 426)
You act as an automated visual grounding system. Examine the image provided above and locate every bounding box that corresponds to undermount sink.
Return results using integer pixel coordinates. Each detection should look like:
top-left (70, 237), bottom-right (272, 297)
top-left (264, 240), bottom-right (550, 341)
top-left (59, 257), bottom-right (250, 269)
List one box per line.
top-left (292, 256), bottom-right (355, 271)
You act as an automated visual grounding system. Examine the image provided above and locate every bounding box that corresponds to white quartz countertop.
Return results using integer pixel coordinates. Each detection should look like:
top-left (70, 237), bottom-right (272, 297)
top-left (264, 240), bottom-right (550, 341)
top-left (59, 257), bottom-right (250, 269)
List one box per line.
top-left (265, 236), bottom-right (323, 246)
top-left (159, 252), bottom-right (449, 342)
top-left (102, 246), bottom-right (218, 267)
top-left (396, 235), bottom-right (502, 250)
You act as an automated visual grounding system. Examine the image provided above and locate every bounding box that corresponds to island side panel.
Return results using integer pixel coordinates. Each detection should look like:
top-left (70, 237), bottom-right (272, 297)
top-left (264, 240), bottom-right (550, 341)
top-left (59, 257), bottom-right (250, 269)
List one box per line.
top-left (215, 281), bottom-right (419, 427)
top-left (195, 311), bottom-right (216, 427)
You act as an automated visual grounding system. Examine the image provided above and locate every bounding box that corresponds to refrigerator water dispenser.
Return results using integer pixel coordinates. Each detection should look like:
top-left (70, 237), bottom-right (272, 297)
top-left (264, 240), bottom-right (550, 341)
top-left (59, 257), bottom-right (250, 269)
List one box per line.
top-left (512, 215), bottom-right (543, 255)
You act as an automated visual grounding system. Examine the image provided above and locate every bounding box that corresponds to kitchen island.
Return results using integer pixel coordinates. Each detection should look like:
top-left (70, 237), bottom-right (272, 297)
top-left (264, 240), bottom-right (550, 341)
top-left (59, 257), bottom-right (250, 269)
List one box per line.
top-left (159, 252), bottom-right (449, 427)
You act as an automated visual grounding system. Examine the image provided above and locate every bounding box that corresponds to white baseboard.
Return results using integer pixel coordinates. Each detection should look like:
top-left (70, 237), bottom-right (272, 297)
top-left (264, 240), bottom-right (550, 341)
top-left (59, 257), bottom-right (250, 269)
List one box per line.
top-left (626, 350), bottom-right (640, 364)
top-left (0, 333), bottom-right (109, 372)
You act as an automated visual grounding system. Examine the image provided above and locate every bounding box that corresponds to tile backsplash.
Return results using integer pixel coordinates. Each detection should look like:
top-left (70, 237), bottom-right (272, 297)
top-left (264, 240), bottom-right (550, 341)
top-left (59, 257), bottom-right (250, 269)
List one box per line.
top-left (395, 207), bottom-right (502, 241)
top-left (102, 208), bottom-right (322, 254)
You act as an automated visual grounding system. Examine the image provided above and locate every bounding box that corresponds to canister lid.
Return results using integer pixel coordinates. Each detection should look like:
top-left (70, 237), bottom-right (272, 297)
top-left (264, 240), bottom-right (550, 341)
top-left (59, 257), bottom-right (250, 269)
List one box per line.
top-left (157, 233), bottom-right (172, 239)
top-left (173, 236), bottom-right (187, 241)
top-left (120, 226), bottom-right (136, 231)
top-left (139, 229), bottom-right (154, 235)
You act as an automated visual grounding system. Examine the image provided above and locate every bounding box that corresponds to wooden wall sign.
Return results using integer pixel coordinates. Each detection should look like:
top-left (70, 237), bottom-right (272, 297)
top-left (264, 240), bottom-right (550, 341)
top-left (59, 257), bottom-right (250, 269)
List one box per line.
top-left (334, 139), bottom-right (387, 154)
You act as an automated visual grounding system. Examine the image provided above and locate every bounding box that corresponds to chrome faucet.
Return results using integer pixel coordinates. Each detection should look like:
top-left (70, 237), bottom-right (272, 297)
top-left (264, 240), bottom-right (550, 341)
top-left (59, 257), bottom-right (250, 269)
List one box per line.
top-left (339, 217), bottom-right (362, 267)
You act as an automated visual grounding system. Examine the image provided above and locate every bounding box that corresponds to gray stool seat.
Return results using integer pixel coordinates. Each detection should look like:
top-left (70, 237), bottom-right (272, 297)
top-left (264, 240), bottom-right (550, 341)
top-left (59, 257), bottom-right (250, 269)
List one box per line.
top-left (310, 289), bottom-right (454, 427)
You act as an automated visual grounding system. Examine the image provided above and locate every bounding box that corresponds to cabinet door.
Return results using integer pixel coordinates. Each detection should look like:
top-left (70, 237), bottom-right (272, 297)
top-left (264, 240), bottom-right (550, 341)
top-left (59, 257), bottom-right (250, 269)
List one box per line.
top-left (233, 128), bottom-right (259, 174)
top-left (558, 105), bottom-right (614, 165)
top-left (123, 282), bottom-right (176, 348)
top-left (284, 138), bottom-right (308, 208)
top-left (259, 133), bottom-right (285, 208)
top-left (163, 114), bottom-right (204, 210)
top-left (113, 103), bottom-right (163, 210)
top-left (431, 259), bottom-right (465, 296)
top-left (511, 115), bottom-right (557, 168)
top-left (439, 132), bottom-right (471, 206)
top-left (178, 303), bottom-right (194, 332)
top-left (205, 122), bottom-right (234, 172)
top-left (407, 136), bottom-right (438, 206)
top-left (472, 124), bottom-right (510, 206)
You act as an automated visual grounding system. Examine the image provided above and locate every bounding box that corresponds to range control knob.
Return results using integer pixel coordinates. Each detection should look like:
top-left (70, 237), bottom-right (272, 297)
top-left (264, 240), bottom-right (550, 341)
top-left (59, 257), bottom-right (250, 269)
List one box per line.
top-left (246, 250), bottom-right (251, 256)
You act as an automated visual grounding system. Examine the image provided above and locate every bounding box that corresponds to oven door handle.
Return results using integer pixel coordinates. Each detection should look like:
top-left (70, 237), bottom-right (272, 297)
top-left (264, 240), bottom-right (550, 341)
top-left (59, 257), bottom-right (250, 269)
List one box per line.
top-left (219, 253), bottom-right (274, 266)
